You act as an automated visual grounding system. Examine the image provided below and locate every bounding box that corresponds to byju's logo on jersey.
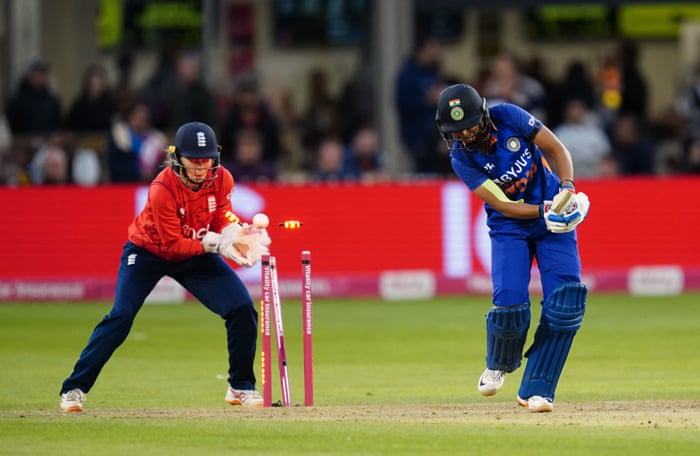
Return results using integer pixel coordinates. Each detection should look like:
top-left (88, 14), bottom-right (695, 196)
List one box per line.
top-left (506, 137), bottom-right (521, 152)
top-left (196, 131), bottom-right (207, 147)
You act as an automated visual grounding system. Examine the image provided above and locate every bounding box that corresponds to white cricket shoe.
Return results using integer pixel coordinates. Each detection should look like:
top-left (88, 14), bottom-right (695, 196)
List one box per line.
top-left (517, 395), bottom-right (554, 413)
top-left (478, 368), bottom-right (505, 396)
top-left (60, 388), bottom-right (85, 412)
top-left (225, 386), bottom-right (264, 408)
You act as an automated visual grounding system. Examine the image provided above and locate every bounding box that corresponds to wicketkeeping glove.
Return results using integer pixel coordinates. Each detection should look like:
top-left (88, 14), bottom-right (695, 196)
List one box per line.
top-left (219, 223), bottom-right (272, 267)
top-left (201, 232), bottom-right (223, 253)
top-left (541, 192), bottom-right (590, 233)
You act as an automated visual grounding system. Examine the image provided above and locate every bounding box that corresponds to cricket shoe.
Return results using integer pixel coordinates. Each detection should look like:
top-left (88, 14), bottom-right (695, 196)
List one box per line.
top-left (60, 388), bottom-right (85, 412)
top-left (225, 386), bottom-right (264, 408)
top-left (478, 368), bottom-right (505, 396)
top-left (517, 395), bottom-right (554, 413)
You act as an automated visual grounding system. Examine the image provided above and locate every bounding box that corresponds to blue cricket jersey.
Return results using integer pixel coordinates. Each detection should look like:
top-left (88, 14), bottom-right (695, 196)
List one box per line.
top-left (450, 103), bottom-right (562, 226)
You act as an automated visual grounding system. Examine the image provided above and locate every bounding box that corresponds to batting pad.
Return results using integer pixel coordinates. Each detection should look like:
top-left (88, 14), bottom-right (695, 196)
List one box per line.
top-left (485, 304), bottom-right (531, 373)
top-left (518, 282), bottom-right (587, 401)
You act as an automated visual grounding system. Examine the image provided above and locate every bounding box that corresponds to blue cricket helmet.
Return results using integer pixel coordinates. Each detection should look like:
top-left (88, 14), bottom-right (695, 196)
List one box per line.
top-left (169, 121), bottom-right (221, 188)
top-left (172, 121), bottom-right (221, 158)
top-left (435, 83), bottom-right (493, 153)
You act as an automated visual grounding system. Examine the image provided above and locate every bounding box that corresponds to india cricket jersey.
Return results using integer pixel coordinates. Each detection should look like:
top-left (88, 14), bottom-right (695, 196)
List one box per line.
top-left (128, 167), bottom-right (235, 261)
top-left (450, 103), bottom-right (562, 225)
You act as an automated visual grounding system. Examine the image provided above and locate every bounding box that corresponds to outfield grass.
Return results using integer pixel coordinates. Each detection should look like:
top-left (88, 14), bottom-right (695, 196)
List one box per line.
top-left (1, 294), bottom-right (699, 455)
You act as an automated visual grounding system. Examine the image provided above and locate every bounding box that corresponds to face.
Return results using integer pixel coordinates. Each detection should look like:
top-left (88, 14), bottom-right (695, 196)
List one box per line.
top-left (451, 124), bottom-right (482, 146)
top-left (180, 156), bottom-right (215, 186)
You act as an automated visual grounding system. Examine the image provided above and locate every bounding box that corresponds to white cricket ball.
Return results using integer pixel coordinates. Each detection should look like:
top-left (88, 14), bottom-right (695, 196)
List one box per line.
top-left (252, 213), bottom-right (269, 229)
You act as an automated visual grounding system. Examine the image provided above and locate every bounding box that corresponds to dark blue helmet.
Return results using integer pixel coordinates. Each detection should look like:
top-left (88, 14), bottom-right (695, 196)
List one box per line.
top-left (435, 83), bottom-right (492, 153)
top-left (168, 122), bottom-right (221, 188)
top-left (172, 121), bottom-right (221, 158)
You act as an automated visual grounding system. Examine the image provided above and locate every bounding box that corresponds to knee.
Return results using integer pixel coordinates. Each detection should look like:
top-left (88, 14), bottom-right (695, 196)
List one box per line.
top-left (542, 282), bottom-right (587, 332)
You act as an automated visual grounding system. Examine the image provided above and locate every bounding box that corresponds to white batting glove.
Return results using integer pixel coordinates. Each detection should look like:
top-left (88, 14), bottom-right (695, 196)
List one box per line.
top-left (542, 192), bottom-right (590, 233)
top-left (551, 188), bottom-right (576, 214)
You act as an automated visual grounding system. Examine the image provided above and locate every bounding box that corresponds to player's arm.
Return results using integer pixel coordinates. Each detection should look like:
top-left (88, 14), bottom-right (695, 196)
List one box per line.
top-left (533, 125), bottom-right (575, 187)
top-left (473, 180), bottom-right (541, 219)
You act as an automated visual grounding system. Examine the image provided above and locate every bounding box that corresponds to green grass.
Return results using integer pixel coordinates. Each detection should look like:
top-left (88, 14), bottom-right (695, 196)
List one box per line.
top-left (1, 294), bottom-right (699, 455)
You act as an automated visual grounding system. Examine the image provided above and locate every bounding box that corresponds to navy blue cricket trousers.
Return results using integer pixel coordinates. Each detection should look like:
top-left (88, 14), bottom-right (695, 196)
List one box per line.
top-left (61, 241), bottom-right (258, 394)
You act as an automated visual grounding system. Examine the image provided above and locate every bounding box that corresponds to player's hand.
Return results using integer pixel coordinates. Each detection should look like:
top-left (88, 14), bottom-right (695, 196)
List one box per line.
top-left (201, 232), bottom-right (222, 253)
top-left (542, 192), bottom-right (590, 233)
top-left (219, 223), bottom-right (271, 267)
top-left (551, 188), bottom-right (576, 214)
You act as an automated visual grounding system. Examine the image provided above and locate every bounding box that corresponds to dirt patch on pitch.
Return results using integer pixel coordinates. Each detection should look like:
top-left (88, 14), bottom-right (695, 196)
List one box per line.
top-left (10, 400), bottom-right (700, 428)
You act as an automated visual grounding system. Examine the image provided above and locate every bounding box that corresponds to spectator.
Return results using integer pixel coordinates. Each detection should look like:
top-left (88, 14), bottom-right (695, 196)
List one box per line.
top-left (228, 129), bottom-right (277, 184)
top-left (0, 112), bottom-right (13, 157)
top-left (598, 153), bottom-right (620, 178)
top-left (610, 114), bottom-right (654, 175)
top-left (342, 126), bottom-right (386, 181)
top-left (28, 142), bottom-right (70, 185)
top-left (5, 56), bottom-right (63, 137)
top-left (395, 35), bottom-right (446, 173)
top-left (674, 58), bottom-right (700, 172)
top-left (310, 137), bottom-right (353, 182)
top-left (220, 74), bottom-right (282, 166)
top-left (553, 98), bottom-right (611, 178)
top-left (71, 147), bottom-right (103, 187)
top-left (686, 140), bottom-right (700, 173)
top-left (106, 103), bottom-right (166, 183)
top-left (522, 55), bottom-right (559, 125)
top-left (140, 48), bottom-right (178, 130)
top-left (171, 51), bottom-right (216, 128)
top-left (339, 62), bottom-right (375, 144)
top-left (482, 52), bottom-right (547, 121)
top-left (267, 85), bottom-right (304, 172)
top-left (113, 51), bottom-right (139, 121)
top-left (617, 40), bottom-right (648, 124)
top-left (300, 68), bottom-right (342, 162)
top-left (66, 64), bottom-right (115, 134)
top-left (551, 61), bottom-right (597, 128)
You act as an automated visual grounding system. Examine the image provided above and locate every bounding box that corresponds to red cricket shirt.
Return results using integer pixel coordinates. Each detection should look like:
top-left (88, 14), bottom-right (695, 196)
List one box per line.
top-left (128, 166), bottom-right (235, 261)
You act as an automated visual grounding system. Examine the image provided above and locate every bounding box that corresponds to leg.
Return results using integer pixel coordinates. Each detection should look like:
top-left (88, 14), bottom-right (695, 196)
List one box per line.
top-left (485, 304), bottom-right (531, 372)
top-left (479, 231), bottom-right (534, 395)
top-left (61, 242), bottom-right (165, 394)
top-left (518, 282), bottom-right (587, 402)
top-left (177, 255), bottom-right (258, 391)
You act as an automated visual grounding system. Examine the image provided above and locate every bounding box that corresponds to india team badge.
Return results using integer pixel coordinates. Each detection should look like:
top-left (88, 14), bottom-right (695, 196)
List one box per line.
top-left (506, 137), bottom-right (521, 152)
top-left (449, 98), bottom-right (464, 121)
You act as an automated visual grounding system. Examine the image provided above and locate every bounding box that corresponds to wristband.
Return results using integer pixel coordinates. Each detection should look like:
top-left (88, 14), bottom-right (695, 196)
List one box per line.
top-left (559, 179), bottom-right (575, 191)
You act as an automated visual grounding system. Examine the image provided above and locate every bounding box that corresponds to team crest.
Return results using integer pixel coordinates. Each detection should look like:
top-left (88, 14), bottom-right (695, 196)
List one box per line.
top-left (506, 137), bottom-right (521, 152)
top-left (448, 98), bottom-right (464, 121)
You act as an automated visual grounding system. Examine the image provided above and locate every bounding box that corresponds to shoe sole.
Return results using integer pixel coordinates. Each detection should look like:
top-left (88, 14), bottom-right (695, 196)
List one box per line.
top-left (226, 399), bottom-right (264, 408)
top-left (61, 405), bottom-right (83, 412)
top-left (478, 387), bottom-right (500, 397)
top-left (516, 396), bottom-right (553, 413)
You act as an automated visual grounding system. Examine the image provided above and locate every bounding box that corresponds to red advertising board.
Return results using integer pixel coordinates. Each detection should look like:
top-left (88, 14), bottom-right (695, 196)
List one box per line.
top-left (1, 176), bottom-right (699, 300)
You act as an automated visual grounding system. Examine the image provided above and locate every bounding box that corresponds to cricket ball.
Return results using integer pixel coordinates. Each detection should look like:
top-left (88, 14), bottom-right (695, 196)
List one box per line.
top-left (252, 213), bottom-right (270, 229)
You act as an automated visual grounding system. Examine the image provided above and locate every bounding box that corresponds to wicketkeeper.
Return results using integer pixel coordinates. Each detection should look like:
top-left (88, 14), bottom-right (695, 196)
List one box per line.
top-left (436, 83), bottom-right (590, 412)
top-left (60, 121), bottom-right (270, 411)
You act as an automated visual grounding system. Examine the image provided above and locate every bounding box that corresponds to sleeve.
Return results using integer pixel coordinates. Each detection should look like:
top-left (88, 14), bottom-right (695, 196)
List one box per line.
top-left (149, 183), bottom-right (204, 260)
top-left (506, 103), bottom-right (542, 141)
top-left (450, 151), bottom-right (487, 192)
top-left (209, 169), bottom-right (236, 233)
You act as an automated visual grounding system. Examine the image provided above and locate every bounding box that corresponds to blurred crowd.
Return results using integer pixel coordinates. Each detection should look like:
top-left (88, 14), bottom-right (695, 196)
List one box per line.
top-left (2, 38), bottom-right (700, 187)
